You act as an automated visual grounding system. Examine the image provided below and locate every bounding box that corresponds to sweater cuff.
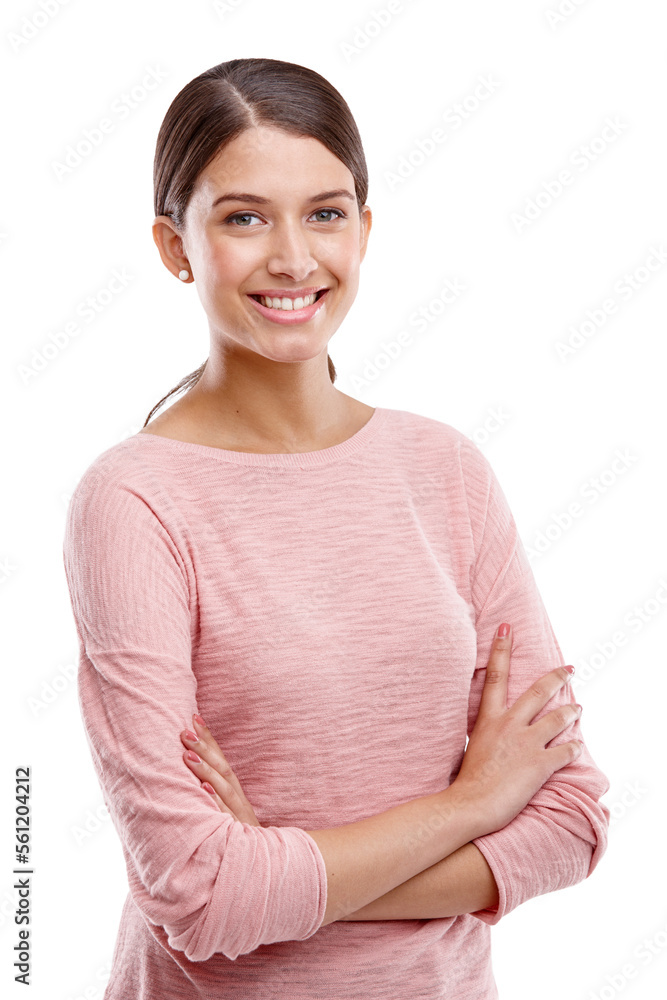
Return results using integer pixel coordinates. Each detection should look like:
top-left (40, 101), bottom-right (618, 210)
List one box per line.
top-left (467, 806), bottom-right (583, 925)
top-left (164, 822), bottom-right (329, 961)
top-left (468, 834), bottom-right (509, 925)
top-left (292, 827), bottom-right (329, 939)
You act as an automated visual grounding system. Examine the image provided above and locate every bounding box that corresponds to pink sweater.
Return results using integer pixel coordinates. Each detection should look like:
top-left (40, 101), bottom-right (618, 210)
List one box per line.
top-left (62, 405), bottom-right (610, 999)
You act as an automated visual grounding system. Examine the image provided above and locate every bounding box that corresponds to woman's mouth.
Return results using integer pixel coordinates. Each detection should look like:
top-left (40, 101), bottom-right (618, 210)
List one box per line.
top-left (247, 288), bottom-right (329, 324)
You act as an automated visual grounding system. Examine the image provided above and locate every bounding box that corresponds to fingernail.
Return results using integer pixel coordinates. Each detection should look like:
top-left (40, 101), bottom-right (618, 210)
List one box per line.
top-left (193, 713), bottom-right (206, 727)
top-left (564, 665), bottom-right (575, 675)
top-left (185, 750), bottom-right (202, 763)
top-left (497, 623), bottom-right (511, 637)
top-left (202, 782), bottom-right (215, 795)
top-left (183, 729), bottom-right (199, 743)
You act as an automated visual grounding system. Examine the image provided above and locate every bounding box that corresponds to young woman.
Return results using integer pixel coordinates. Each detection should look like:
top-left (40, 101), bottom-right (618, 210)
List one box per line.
top-left (63, 57), bottom-right (610, 999)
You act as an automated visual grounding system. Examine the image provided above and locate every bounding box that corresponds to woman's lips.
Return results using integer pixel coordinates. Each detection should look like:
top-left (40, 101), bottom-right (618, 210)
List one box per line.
top-left (247, 289), bottom-right (329, 324)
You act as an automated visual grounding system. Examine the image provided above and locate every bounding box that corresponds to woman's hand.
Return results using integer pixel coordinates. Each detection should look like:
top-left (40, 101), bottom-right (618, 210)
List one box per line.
top-left (452, 623), bottom-right (584, 837)
top-left (180, 715), bottom-right (262, 826)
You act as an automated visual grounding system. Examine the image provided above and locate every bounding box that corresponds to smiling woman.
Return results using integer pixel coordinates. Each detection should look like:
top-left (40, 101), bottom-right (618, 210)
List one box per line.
top-left (62, 56), bottom-right (610, 1000)
top-left (140, 58), bottom-right (376, 453)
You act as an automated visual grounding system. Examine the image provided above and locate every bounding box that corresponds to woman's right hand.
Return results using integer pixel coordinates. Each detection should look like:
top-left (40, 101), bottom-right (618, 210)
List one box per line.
top-left (452, 623), bottom-right (584, 837)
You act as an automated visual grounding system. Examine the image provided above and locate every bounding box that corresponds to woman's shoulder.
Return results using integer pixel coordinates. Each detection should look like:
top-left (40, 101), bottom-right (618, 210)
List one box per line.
top-left (383, 405), bottom-right (480, 457)
top-left (381, 407), bottom-right (497, 511)
top-left (65, 431), bottom-right (173, 524)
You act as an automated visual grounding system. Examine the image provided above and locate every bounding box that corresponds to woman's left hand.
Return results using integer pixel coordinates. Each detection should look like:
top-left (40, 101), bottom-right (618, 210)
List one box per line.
top-left (180, 714), bottom-right (262, 826)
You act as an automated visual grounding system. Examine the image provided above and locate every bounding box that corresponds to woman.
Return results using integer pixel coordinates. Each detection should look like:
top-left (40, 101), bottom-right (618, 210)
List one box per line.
top-left (62, 57), bottom-right (610, 999)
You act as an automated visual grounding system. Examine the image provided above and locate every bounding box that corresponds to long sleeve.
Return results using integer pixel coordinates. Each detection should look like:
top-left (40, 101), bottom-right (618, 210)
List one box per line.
top-left (62, 462), bottom-right (327, 962)
top-left (456, 436), bottom-right (610, 924)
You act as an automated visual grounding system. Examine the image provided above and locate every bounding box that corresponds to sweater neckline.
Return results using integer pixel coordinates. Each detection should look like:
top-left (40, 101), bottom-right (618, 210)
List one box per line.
top-left (129, 405), bottom-right (389, 468)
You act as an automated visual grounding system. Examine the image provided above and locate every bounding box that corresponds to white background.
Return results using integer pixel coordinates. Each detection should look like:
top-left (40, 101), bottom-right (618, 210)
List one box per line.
top-left (2, 1), bottom-right (666, 998)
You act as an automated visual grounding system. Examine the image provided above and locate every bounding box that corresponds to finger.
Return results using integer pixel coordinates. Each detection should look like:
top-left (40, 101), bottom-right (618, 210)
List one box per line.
top-left (530, 699), bottom-right (582, 746)
top-left (181, 721), bottom-right (236, 788)
top-left (201, 780), bottom-right (238, 819)
top-left (188, 714), bottom-right (248, 805)
top-left (184, 716), bottom-right (261, 825)
top-left (510, 664), bottom-right (576, 725)
top-left (477, 623), bottom-right (512, 717)
top-left (183, 749), bottom-right (242, 818)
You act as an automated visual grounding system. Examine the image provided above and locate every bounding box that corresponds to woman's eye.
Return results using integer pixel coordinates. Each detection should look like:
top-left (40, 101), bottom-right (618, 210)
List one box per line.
top-left (227, 213), bottom-right (262, 227)
top-left (225, 208), bottom-right (345, 227)
top-left (312, 209), bottom-right (344, 222)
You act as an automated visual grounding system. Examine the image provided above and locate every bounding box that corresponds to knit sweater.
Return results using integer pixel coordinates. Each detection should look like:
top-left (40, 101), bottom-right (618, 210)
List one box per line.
top-left (62, 405), bottom-right (610, 999)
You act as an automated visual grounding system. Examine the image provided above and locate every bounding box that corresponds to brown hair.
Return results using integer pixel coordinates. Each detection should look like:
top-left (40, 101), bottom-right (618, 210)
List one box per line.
top-left (144, 57), bottom-right (369, 428)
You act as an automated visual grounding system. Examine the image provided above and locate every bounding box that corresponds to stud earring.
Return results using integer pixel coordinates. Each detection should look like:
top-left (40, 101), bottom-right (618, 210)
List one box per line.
top-left (178, 269), bottom-right (190, 281)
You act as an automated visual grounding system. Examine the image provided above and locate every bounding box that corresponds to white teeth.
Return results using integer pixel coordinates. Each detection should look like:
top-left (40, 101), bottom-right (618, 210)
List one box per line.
top-left (258, 293), bottom-right (317, 310)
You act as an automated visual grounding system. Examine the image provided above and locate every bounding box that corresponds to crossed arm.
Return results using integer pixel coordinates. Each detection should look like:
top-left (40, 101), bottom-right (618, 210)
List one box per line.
top-left (182, 713), bottom-right (499, 922)
top-left (338, 841), bottom-right (499, 921)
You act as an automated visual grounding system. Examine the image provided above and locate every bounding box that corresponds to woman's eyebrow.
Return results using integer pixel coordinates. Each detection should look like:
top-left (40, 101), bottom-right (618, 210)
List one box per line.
top-left (210, 188), bottom-right (355, 209)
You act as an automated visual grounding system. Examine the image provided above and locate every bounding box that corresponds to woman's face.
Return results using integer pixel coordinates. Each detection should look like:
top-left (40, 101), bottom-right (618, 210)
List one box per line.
top-left (155, 125), bottom-right (372, 368)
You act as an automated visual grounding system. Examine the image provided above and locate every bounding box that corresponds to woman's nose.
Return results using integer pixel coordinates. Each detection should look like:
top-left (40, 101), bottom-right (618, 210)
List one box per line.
top-left (266, 223), bottom-right (319, 279)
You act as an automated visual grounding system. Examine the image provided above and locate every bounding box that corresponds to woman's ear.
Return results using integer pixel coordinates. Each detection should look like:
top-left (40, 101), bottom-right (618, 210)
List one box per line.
top-left (359, 205), bottom-right (372, 263)
top-left (152, 216), bottom-right (190, 279)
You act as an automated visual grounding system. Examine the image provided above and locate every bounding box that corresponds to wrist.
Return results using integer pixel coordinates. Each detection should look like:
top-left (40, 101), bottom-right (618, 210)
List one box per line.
top-left (436, 783), bottom-right (487, 844)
